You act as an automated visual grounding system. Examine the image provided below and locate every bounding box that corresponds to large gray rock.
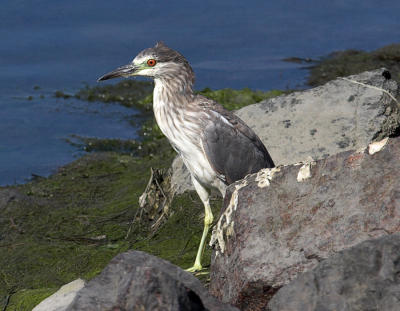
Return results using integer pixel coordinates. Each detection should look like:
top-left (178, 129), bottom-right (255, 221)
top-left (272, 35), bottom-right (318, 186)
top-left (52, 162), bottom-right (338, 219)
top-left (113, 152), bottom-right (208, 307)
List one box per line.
top-left (237, 68), bottom-right (398, 165)
top-left (209, 136), bottom-right (400, 310)
top-left (267, 234), bottom-right (400, 311)
top-left (171, 69), bottom-right (399, 194)
top-left (67, 250), bottom-right (238, 311)
top-left (171, 155), bottom-right (194, 194)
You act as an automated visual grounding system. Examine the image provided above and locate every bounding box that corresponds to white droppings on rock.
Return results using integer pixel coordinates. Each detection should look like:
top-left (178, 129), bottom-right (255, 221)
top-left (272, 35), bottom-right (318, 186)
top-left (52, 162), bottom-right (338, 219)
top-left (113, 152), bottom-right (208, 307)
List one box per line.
top-left (297, 157), bottom-right (315, 182)
top-left (297, 164), bottom-right (311, 182)
top-left (255, 167), bottom-right (281, 188)
top-left (210, 179), bottom-right (248, 254)
top-left (368, 137), bottom-right (389, 155)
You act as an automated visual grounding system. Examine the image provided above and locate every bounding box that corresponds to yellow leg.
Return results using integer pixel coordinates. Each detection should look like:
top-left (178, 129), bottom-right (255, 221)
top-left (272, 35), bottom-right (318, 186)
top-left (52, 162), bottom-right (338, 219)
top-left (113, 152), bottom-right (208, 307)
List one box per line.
top-left (186, 201), bottom-right (213, 272)
top-left (186, 178), bottom-right (213, 272)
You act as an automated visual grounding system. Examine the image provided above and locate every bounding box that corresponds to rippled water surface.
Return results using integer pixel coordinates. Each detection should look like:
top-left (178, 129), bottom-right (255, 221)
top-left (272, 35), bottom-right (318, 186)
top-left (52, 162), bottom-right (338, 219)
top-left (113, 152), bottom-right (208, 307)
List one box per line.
top-left (1, 0), bottom-right (400, 185)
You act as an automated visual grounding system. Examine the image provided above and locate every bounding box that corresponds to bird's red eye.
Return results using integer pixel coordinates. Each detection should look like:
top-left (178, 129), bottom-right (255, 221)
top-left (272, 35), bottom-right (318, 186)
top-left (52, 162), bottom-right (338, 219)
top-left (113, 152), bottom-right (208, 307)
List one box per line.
top-left (147, 59), bottom-right (157, 67)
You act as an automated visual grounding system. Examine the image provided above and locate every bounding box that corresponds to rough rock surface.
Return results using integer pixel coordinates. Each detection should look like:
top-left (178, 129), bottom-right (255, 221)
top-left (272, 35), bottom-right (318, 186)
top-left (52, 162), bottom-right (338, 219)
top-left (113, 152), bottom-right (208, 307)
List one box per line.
top-left (67, 250), bottom-right (239, 311)
top-left (171, 69), bottom-right (399, 193)
top-left (171, 155), bottom-right (194, 194)
top-left (209, 136), bottom-right (400, 310)
top-left (33, 279), bottom-right (86, 311)
top-left (237, 69), bottom-right (399, 165)
top-left (267, 234), bottom-right (400, 311)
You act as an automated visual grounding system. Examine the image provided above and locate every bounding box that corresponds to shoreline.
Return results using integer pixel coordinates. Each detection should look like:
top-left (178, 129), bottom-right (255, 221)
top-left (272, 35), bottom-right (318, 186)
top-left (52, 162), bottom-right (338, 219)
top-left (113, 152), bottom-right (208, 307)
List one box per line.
top-left (1, 42), bottom-right (400, 309)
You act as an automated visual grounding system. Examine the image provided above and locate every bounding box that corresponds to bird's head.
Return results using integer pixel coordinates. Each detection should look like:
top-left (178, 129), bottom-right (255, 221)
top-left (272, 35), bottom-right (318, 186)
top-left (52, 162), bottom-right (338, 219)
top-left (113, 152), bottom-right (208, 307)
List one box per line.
top-left (98, 42), bottom-right (194, 84)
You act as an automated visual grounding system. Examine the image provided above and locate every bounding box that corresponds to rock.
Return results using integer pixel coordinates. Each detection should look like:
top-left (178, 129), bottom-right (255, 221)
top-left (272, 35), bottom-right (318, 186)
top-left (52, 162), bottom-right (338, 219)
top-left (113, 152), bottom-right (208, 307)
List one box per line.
top-left (67, 250), bottom-right (239, 311)
top-left (171, 155), bottom-right (194, 194)
top-left (171, 69), bottom-right (399, 194)
top-left (236, 68), bottom-right (399, 165)
top-left (209, 136), bottom-right (400, 310)
top-left (267, 234), bottom-right (400, 311)
top-left (33, 279), bottom-right (86, 311)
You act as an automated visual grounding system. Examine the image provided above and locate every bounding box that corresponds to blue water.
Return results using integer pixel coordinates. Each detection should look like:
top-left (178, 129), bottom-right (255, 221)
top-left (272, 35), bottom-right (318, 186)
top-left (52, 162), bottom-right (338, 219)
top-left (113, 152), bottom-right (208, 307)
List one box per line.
top-left (1, 0), bottom-right (400, 185)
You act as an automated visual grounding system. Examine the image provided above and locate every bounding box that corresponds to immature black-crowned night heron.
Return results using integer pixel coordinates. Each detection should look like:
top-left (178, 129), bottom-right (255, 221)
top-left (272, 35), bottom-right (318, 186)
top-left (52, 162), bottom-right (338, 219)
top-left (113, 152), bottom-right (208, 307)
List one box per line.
top-left (98, 42), bottom-right (275, 272)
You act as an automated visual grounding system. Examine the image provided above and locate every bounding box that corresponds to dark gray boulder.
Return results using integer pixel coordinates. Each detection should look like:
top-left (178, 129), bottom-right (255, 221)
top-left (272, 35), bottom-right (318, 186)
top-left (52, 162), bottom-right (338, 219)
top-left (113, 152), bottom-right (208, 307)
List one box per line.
top-left (267, 233), bottom-right (400, 311)
top-left (67, 250), bottom-right (239, 311)
top-left (209, 136), bottom-right (400, 310)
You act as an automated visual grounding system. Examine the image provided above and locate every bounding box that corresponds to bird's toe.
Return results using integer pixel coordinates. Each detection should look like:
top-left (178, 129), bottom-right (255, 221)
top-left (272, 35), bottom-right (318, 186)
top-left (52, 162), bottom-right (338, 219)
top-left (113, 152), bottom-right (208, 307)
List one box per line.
top-left (185, 264), bottom-right (203, 273)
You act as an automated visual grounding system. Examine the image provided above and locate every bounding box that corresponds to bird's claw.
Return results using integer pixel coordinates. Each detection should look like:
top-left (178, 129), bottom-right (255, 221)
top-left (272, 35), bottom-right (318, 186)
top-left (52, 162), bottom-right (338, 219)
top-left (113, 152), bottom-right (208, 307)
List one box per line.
top-left (185, 264), bottom-right (203, 273)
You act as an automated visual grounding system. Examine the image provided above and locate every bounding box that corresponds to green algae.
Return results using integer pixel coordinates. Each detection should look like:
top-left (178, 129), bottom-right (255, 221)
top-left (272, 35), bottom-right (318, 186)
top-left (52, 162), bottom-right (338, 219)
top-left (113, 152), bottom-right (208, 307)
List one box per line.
top-left (54, 90), bottom-right (72, 99)
top-left (75, 80), bottom-right (154, 109)
top-left (0, 150), bottom-right (215, 309)
top-left (65, 135), bottom-right (140, 154)
top-left (0, 152), bottom-right (171, 308)
top-left (308, 43), bottom-right (400, 86)
top-left (5, 288), bottom-right (57, 311)
top-left (198, 87), bottom-right (285, 110)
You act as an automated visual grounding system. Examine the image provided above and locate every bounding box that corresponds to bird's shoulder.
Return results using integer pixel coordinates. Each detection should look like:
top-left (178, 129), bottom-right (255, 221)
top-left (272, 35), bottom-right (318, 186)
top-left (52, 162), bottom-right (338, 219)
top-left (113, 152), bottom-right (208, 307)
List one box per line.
top-left (194, 94), bottom-right (262, 144)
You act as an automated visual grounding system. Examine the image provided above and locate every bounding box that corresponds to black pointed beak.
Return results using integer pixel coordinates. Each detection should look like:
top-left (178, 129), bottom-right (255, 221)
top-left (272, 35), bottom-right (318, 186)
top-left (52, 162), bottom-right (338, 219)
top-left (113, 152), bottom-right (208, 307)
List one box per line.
top-left (97, 64), bottom-right (138, 82)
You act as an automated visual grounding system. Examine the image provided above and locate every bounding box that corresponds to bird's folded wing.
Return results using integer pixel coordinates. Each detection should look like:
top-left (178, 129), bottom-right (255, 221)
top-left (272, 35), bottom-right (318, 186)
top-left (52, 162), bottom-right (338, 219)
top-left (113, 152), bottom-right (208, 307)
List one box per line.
top-left (199, 100), bottom-right (274, 185)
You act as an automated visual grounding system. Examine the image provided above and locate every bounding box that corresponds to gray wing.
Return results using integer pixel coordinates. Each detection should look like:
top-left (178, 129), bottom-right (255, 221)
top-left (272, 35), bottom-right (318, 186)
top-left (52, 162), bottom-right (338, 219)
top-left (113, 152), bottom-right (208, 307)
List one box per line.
top-left (198, 97), bottom-right (275, 185)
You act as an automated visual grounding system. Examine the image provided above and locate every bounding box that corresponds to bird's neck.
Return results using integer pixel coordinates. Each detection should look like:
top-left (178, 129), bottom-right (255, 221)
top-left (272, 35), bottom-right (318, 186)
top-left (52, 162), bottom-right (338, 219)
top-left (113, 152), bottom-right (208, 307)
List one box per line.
top-left (152, 75), bottom-right (200, 150)
top-left (153, 74), bottom-right (195, 109)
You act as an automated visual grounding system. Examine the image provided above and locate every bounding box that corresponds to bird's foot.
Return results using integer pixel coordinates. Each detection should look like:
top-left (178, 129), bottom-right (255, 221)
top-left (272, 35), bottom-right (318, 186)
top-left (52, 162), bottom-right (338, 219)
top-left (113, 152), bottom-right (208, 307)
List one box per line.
top-left (185, 263), bottom-right (203, 273)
